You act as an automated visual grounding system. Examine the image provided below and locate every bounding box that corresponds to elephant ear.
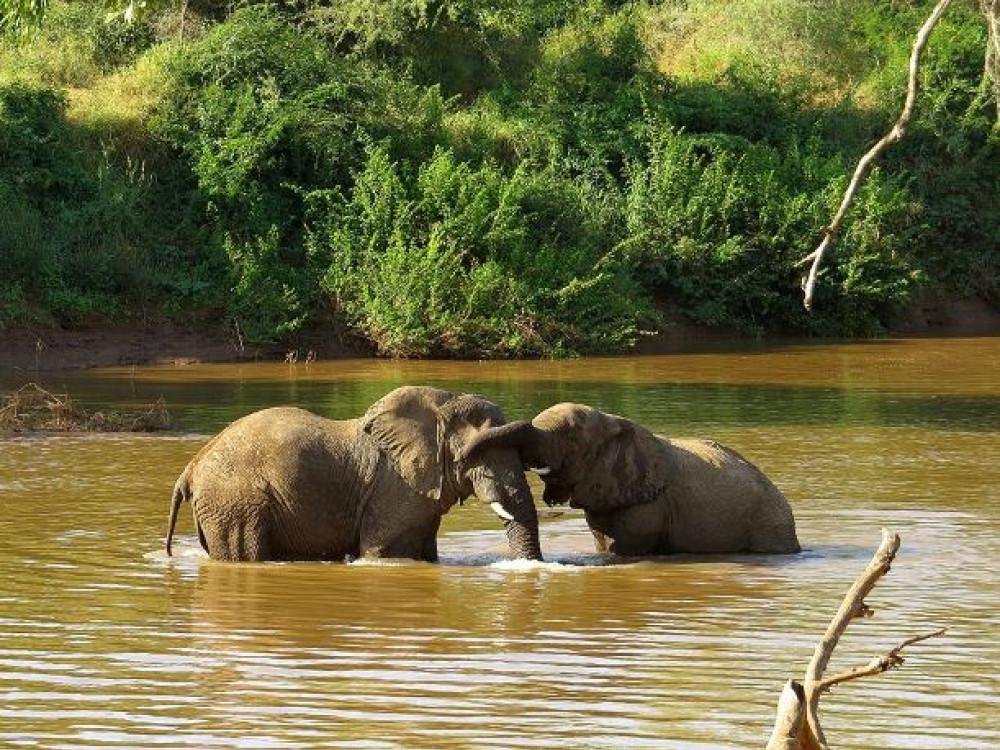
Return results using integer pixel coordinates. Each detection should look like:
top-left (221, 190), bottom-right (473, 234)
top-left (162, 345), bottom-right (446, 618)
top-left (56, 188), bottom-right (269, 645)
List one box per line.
top-left (573, 415), bottom-right (651, 511)
top-left (361, 386), bottom-right (455, 501)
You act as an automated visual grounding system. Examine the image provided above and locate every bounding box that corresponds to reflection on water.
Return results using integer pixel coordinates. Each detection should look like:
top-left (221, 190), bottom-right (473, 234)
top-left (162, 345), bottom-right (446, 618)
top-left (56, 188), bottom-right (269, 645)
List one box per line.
top-left (2, 337), bottom-right (1000, 748)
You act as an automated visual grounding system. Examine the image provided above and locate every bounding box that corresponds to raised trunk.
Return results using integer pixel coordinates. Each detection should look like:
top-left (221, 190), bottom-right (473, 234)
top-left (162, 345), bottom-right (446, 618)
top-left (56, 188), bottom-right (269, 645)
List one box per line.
top-left (458, 420), bottom-right (552, 470)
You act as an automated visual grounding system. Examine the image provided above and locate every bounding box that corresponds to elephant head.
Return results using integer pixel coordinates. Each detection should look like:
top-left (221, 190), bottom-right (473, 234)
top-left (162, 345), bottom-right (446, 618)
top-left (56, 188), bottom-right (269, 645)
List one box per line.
top-left (460, 402), bottom-right (801, 556)
top-left (361, 386), bottom-right (543, 560)
top-left (456, 403), bottom-right (648, 512)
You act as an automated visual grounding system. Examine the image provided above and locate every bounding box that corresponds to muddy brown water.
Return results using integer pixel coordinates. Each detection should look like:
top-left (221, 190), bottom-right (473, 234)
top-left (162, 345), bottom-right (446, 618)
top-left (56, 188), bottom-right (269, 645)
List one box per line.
top-left (1, 337), bottom-right (999, 749)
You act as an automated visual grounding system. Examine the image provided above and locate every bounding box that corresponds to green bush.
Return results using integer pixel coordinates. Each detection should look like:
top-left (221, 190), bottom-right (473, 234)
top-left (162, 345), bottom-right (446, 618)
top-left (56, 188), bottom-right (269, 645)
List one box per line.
top-left (873, 3), bottom-right (1000, 305)
top-left (624, 126), bottom-right (920, 335)
top-left (0, 3), bottom-right (121, 86)
top-left (151, 5), bottom-right (451, 340)
top-left (302, 0), bottom-right (579, 98)
top-left (3, 0), bottom-right (997, 349)
top-left (308, 146), bottom-right (647, 356)
top-left (516, 3), bottom-right (657, 177)
top-left (0, 82), bottom-right (169, 325)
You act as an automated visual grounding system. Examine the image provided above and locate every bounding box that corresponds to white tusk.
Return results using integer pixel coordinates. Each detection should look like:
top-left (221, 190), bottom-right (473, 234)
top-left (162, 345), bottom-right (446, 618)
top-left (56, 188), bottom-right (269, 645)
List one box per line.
top-left (530, 466), bottom-right (551, 476)
top-left (490, 501), bottom-right (515, 522)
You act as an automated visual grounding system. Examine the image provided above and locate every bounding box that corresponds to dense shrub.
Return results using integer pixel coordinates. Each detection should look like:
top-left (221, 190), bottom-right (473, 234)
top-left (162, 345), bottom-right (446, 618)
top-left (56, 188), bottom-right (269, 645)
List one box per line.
top-left (301, 0), bottom-right (579, 98)
top-left (0, 82), bottom-right (160, 324)
top-left (872, 3), bottom-right (1000, 305)
top-left (624, 127), bottom-right (921, 335)
top-left (2, 0), bottom-right (997, 350)
top-left (308, 146), bottom-right (647, 356)
top-left (516, 4), bottom-right (658, 177)
top-left (151, 6), bottom-right (451, 340)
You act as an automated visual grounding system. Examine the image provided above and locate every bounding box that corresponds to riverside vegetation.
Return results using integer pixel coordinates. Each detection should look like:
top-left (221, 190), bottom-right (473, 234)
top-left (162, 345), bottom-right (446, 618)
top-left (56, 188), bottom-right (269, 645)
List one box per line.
top-left (1, 0), bottom-right (998, 357)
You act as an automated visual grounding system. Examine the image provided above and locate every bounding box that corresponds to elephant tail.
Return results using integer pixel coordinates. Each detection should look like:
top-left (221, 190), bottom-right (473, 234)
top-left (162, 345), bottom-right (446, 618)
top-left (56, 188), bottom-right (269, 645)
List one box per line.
top-left (166, 474), bottom-right (190, 557)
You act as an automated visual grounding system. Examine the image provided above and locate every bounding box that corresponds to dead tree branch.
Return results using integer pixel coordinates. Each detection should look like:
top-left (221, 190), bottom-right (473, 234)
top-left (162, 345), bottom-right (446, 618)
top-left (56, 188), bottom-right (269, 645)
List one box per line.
top-left (799, 0), bottom-right (954, 312)
top-left (0, 383), bottom-right (170, 435)
top-left (816, 628), bottom-right (947, 693)
top-left (765, 529), bottom-right (946, 750)
top-left (984, 0), bottom-right (1000, 121)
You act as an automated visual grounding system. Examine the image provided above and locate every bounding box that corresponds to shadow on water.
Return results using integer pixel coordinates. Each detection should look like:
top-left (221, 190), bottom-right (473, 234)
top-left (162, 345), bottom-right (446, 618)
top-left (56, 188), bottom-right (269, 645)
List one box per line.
top-left (10, 376), bottom-right (1000, 434)
top-left (5, 337), bottom-right (1000, 434)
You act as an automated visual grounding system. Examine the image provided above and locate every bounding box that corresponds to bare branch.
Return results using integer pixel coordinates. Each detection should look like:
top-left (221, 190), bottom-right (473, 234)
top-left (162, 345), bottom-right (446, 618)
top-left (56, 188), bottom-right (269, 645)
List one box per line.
top-left (793, 250), bottom-right (819, 269)
top-left (765, 529), bottom-right (945, 750)
top-left (801, 0), bottom-right (954, 311)
top-left (983, 1), bottom-right (1000, 121)
top-left (801, 528), bottom-right (900, 747)
top-left (817, 628), bottom-right (947, 693)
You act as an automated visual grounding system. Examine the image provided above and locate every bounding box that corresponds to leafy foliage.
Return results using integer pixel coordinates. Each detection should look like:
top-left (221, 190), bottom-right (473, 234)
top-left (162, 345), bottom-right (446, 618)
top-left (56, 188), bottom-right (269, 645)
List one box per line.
top-left (150, 5), bottom-right (451, 340)
top-left (309, 146), bottom-right (646, 356)
top-left (1, 0), bottom-right (998, 351)
top-left (0, 82), bottom-right (158, 324)
top-left (624, 127), bottom-right (920, 334)
top-left (0, 0), bottom-right (47, 38)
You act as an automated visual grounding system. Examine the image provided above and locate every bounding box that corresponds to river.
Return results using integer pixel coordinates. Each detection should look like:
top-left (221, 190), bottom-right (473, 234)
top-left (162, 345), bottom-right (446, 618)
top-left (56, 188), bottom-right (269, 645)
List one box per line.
top-left (1, 337), bottom-right (998, 749)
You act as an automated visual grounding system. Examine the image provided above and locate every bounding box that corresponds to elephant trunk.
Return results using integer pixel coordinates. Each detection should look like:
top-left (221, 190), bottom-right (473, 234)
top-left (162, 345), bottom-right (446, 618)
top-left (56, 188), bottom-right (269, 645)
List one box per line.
top-left (502, 513), bottom-right (543, 561)
top-left (459, 420), bottom-right (552, 471)
top-left (471, 468), bottom-right (543, 561)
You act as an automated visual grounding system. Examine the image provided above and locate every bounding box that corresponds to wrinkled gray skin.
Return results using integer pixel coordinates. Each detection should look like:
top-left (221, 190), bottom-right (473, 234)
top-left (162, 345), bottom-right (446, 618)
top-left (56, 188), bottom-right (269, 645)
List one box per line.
top-left (166, 386), bottom-right (542, 562)
top-left (461, 403), bottom-right (800, 556)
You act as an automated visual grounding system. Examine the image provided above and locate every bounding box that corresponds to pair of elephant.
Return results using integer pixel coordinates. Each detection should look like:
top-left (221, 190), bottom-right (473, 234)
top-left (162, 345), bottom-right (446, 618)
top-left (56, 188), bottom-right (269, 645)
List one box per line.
top-left (165, 386), bottom-right (800, 562)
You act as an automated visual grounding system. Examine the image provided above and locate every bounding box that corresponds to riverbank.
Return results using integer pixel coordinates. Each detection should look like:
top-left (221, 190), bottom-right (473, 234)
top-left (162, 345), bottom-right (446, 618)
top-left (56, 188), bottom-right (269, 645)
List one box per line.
top-left (3, 294), bottom-right (998, 371)
top-left (3, 2), bottom-right (998, 360)
top-left (0, 321), bottom-right (382, 371)
top-left (0, 322), bottom-right (248, 371)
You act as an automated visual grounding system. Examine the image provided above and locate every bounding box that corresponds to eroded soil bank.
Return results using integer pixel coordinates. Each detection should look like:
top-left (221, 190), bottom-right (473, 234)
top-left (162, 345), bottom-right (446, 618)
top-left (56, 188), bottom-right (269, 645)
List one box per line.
top-left (1, 296), bottom-right (998, 371)
top-left (0, 321), bottom-right (371, 371)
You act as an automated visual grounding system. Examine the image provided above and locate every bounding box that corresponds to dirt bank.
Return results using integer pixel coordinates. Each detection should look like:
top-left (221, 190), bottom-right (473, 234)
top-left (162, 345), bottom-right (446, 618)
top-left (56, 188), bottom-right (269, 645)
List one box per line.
top-left (0, 322), bottom-right (370, 371)
top-left (887, 294), bottom-right (1000, 336)
top-left (1, 295), bottom-right (997, 371)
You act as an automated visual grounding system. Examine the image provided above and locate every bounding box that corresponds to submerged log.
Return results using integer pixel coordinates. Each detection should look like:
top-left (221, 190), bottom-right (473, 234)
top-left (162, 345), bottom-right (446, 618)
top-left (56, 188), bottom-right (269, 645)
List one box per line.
top-left (765, 529), bottom-right (945, 750)
top-left (0, 382), bottom-right (170, 435)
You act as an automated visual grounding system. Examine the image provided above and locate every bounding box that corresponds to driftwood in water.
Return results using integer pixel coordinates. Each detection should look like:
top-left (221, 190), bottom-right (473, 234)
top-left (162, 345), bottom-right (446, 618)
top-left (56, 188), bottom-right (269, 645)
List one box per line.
top-left (765, 529), bottom-right (945, 750)
top-left (0, 383), bottom-right (170, 435)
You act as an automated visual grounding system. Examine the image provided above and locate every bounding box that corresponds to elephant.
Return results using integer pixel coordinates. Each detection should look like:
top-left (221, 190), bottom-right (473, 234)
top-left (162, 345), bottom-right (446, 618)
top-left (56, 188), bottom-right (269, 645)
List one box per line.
top-left (165, 386), bottom-right (542, 562)
top-left (459, 403), bottom-right (800, 556)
